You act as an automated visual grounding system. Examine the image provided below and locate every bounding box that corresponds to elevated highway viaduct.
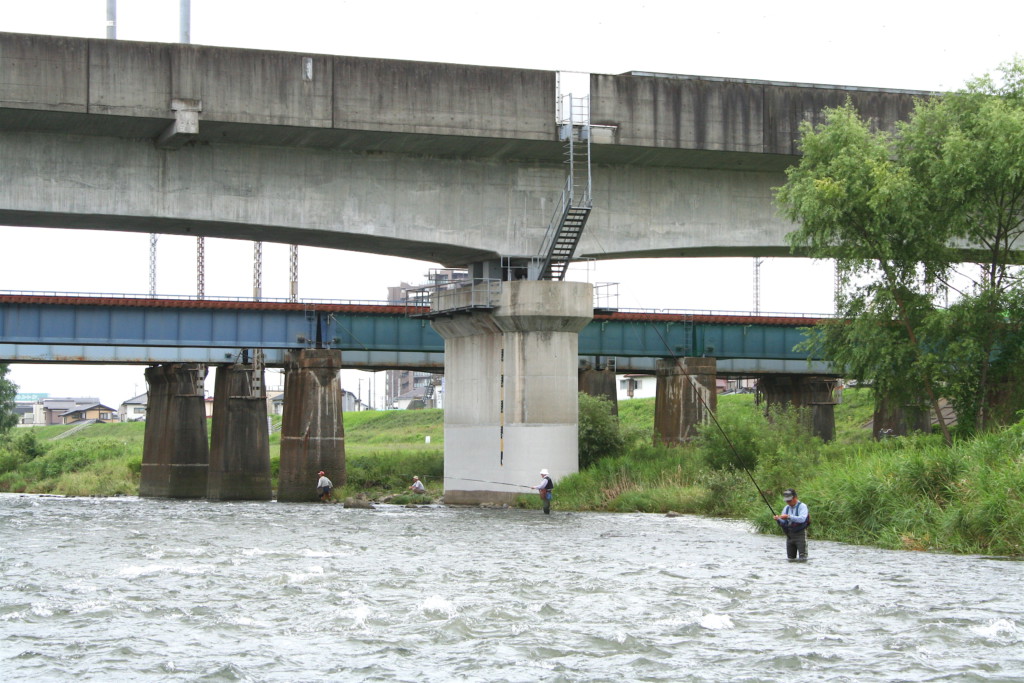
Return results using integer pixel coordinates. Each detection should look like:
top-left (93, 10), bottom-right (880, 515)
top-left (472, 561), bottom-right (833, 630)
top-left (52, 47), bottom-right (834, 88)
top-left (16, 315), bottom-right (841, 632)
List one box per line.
top-left (0, 31), bottom-right (925, 265)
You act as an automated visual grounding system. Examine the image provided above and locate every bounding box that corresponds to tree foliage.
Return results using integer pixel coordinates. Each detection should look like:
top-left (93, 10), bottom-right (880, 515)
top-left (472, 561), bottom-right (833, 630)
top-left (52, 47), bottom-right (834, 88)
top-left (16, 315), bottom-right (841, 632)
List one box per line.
top-left (0, 364), bottom-right (18, 435)
top-left (577, 392), bottom-right (624, 469)
top-left (777, 58), bottom-right (1024, 438)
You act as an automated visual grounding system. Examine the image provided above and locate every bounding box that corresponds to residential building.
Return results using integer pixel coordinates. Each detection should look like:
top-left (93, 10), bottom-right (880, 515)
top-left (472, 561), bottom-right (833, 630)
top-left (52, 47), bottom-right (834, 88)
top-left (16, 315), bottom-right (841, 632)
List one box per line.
top-left (61, 403), bottom-right (117, 424)
top-left (119, 393), bottom-right (148, 422)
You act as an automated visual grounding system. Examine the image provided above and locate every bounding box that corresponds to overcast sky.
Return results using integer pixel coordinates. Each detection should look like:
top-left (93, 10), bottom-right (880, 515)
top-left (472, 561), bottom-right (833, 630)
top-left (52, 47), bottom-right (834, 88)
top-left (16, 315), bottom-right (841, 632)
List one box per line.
top-left (3, 0), bottom-right (1022, 408)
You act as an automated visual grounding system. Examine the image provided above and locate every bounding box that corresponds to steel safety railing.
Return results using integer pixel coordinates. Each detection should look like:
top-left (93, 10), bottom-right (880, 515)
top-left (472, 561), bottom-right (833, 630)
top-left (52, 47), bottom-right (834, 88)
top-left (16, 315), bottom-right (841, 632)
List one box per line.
top-left (0, 289), bottom-right (837, 320)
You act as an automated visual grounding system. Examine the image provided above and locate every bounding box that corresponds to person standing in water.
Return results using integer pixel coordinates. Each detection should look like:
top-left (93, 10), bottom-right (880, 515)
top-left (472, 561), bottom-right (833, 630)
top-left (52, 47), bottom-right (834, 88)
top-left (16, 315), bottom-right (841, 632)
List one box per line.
top-left (316, 471), bottom-right (333, 502)
top-left (534, 469), bottom-right (554, 515)
top-left (773, 488), bottom-right (809, 561)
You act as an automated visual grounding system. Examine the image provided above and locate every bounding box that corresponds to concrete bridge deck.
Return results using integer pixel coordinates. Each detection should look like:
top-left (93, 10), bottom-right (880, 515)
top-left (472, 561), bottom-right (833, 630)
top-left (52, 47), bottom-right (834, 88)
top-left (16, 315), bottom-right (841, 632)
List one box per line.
top-left (0, 32), bottom-right (926, 266)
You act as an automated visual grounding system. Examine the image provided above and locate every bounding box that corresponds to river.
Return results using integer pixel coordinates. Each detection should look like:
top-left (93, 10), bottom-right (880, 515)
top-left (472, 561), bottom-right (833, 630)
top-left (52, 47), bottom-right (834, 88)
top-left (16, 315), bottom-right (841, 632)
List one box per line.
top-left (1, 493), bottom-right (1021, 682)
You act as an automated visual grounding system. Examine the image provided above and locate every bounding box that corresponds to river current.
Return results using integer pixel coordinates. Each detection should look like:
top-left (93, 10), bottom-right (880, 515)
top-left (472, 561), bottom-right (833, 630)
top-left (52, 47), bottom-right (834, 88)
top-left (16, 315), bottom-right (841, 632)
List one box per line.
top-left (1, 493), bottom-right (1022, 682)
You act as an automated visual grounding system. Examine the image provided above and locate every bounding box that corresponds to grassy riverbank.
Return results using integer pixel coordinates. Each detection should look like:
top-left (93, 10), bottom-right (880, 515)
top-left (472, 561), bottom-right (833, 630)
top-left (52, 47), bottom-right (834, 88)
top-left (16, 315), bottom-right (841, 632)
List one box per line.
top-left (2, 392), bottom-right (1021, 555)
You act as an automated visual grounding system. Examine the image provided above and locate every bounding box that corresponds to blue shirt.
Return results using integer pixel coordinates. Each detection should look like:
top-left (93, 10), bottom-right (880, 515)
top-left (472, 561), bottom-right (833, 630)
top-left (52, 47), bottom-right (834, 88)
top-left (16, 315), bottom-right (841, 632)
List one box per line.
top-left (781, 501), bottom-right (808, 525)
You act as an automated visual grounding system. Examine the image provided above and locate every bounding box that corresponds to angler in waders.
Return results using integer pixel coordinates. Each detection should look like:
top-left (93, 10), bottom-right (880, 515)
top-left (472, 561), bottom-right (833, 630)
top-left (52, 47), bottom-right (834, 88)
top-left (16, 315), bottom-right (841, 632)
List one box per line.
top-left (773, 488), bottom-right (809, 561)
top-left (534, 469), bottom-right (554, 515)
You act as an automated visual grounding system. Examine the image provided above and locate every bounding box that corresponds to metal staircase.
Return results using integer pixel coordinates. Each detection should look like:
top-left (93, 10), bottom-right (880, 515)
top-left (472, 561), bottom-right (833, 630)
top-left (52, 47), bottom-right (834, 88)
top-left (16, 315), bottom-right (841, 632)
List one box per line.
top-left (538, 94), bottom-right (592, 281)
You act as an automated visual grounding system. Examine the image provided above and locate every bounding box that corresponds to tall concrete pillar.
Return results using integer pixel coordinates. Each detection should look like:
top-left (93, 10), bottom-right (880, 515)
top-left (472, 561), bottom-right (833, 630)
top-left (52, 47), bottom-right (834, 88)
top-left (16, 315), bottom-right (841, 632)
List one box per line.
top-left (207, 364), bottom-right (272, 501)
top-left (139, 363), bottom-right (209, 498)
top-left (278, 348), bottom-right (346, 502)
top-left (432, 281), bottom-right (593, 505)
top-left (654, 357), bottom-right (717, 445)
top-left (578, 361), bottom-right (618, 415)
top-left (756, 375), bottom-right (838, 442)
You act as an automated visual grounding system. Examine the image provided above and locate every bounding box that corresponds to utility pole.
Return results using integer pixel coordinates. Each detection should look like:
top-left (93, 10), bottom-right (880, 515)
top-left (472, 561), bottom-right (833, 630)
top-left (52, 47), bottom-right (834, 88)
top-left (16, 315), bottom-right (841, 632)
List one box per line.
top-left (106, 0), bottom-right (116, 39)
top-left (753, 257), bottom-right (763, 314)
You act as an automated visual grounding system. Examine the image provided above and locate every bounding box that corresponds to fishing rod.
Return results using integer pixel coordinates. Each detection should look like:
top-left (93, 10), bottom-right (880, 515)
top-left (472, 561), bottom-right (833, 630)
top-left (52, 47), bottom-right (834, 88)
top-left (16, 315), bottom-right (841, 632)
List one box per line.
top-left (642, 314), bottom-right (778, 518)
top-left (443, 476), bottom-right (536, 489)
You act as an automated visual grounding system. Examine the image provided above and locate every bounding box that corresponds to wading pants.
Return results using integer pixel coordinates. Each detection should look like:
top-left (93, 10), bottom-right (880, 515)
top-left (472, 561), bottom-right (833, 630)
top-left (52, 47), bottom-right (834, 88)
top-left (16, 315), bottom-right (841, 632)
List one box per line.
top-left (786, 529), bottom-right (807, 559)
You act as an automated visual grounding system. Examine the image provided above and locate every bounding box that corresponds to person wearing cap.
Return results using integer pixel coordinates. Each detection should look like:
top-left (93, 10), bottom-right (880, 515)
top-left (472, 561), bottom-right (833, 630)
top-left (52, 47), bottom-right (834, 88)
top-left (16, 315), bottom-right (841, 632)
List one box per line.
top-left (533, 469), bottom-right (554, 515)
top-left (773, 488), bottom-right (809, 561)
top-left (408, 475), bottom-right (426, 494)
top-left (316, 471), bottom-right (333, 502)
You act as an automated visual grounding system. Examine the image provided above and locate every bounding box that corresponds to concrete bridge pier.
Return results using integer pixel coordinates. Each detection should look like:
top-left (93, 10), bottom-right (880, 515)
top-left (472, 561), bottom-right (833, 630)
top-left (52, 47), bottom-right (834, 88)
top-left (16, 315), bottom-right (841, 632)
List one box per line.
top-left (278, 348), bottom-right (346, 502)
top-left (654, 357), bottom-right (717, 445)
top-left (872, 395), bottom-right (931, 439)
top-left (206, 363), bottom-right (272, 501)
top-left (139, 363), bottom-right (209, 498)
top-left (578, 360), bottom-right (619, 415)
top-left (432, 281), bottom-right (593, 505)
top-left (756, 375), bottom-right (839, 442)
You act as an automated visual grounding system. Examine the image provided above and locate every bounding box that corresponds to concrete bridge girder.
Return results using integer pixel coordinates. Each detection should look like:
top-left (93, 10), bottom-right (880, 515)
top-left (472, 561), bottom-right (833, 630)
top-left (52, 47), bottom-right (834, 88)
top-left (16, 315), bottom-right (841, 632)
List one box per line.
top-left (0, 31), bottom-right (926, 265)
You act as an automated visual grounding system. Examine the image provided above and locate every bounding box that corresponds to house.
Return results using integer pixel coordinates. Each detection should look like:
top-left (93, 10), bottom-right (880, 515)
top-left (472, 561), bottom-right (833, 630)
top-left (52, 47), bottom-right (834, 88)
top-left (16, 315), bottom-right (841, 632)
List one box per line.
top-left (119, 393), bottom-right (148, 422)
top-left (20, 397), bottom-right (102, 425)
top-left (61, 403), bottom-right (117, 424)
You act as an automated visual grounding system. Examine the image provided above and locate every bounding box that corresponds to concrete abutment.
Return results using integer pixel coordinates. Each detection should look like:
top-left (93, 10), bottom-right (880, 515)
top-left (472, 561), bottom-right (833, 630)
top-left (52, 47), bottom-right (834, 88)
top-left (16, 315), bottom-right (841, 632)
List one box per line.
top-left (756, 375), bottom-right (840, 442)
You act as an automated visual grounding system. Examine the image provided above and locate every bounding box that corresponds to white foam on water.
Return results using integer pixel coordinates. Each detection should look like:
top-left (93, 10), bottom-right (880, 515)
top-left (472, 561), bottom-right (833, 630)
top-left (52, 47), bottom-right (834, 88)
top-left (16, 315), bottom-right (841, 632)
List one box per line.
top-left (30, 601), bottom-right (54, 617)
top-left (420, 594), bottom-right (458, 618)
top-left (697, 613), bottom-right (734, 630)
top-left (300, 549), bottom-right (333, 558)
top-left (285, 566), bottom-right (325, 584)
top-left (119, 563), bottom-right (171, 579)
top-left (970, 618), bottom-right (1017, 639)
top-left (350, 603), bottom-right (372, 627)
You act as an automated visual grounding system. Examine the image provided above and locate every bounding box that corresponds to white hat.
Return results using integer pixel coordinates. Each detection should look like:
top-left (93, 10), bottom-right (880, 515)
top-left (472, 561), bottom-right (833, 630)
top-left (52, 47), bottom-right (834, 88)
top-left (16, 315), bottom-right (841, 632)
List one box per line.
top-left (540, 469), bottom-right (549, 476)
top-left (412, 476), bottom-right (419, 480)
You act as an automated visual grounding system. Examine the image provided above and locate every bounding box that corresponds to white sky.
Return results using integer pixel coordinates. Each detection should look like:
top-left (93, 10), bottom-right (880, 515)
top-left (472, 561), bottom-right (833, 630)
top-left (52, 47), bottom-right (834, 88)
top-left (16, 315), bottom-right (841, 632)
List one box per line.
top-left (3, 0), bottom-right (1022, 408)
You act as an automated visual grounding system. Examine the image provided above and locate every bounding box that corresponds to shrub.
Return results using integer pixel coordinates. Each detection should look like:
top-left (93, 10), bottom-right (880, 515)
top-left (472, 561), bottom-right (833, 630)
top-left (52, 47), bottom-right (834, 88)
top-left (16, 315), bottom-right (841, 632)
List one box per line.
top-left (578, 392), bottom-right (624, 468)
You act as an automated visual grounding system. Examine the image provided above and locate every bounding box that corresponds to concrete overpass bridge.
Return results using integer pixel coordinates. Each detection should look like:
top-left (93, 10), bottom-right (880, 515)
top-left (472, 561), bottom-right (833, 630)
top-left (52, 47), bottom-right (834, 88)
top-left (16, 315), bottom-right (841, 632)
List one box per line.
top-left (2, 32), bottom-right (912, 503)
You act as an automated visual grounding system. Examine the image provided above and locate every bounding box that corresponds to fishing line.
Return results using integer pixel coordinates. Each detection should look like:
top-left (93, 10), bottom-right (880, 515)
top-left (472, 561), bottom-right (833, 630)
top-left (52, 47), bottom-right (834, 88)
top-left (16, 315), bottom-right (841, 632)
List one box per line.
top-left (637, 310), bottom-right (778, 518)
top-left (444, 476), bottom-right (535, 489)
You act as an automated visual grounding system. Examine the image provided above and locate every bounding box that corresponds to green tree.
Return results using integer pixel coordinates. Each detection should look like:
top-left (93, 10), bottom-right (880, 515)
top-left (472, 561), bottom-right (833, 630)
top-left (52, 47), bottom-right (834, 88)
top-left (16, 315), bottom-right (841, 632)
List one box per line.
top-left (899, 60), bottom-right (1024, 431)
top-left (778, 59), bottom-right (1024, 439)
top-left (577, 392), bottom-right (624, 469)
top-left (0, 364), bottom-right (18, 435)
top-left (775, 102), bottom-right (955, 444)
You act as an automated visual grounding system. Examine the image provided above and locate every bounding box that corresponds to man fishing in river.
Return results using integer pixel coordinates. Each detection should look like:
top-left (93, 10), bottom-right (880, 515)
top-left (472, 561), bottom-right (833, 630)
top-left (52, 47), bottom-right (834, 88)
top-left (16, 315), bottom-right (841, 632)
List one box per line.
top-left (534, 469), bottom-right (554, 515)
top-left (774, 488), bottom-right (809, 561)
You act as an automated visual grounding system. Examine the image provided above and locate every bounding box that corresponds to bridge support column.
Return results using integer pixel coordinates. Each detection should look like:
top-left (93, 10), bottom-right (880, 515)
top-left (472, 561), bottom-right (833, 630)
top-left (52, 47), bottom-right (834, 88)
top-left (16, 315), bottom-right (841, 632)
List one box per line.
top-left (207, 364), bottom-right (272, 501)
top-left (756, 375), bottom-right (838, 442)
top-left (872, 394), bottom-right (930, 439)
top-left (432, 281), bottom-right (592, 505)
top-left (654, 357), bottom-right (717, 445)
top-left (139, 363), bottom-right (209, 498)
top-left (578, 360), bottom-right (618, 415)
top-left (278, 348), bottom-right (346, 502)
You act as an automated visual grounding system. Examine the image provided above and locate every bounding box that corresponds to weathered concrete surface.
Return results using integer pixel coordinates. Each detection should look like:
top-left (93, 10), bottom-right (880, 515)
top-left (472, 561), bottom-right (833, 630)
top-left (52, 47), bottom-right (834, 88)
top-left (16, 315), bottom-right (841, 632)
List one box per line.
top-left (755, 375), bottom-right (839, 442)
top-left (578, 365), bottom-right (618, 415)
top-left (0, 32), bottom-right (927, 265)
top-left (278, 348), bottom-right (346, 502)
top-left (433, 281), bottom-right (592, 505)
top-left (654, 358), bottom-right (717, 444)
top-left (207, 364), bottom-right (272, 500)
top-left (139, 363), bottom-right (208, 498)
top-left (872, 395), bottom-right (931, 439)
